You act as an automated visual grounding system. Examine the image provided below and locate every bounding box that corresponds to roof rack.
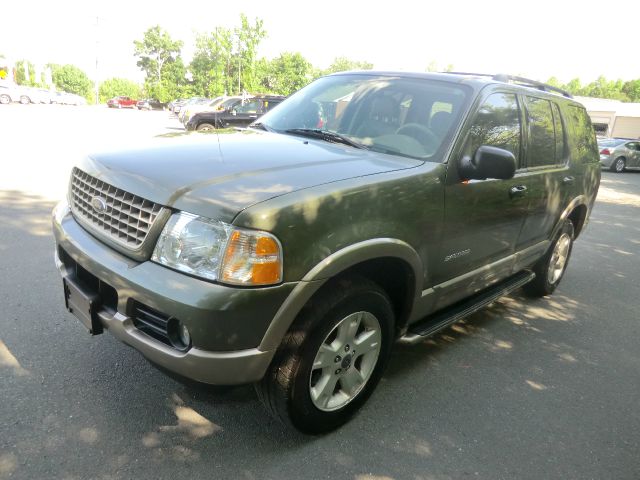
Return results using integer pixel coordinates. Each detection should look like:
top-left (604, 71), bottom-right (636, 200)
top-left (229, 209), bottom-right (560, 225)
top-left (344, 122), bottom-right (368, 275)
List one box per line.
top-left (442, 72), bottom-right (573, 99)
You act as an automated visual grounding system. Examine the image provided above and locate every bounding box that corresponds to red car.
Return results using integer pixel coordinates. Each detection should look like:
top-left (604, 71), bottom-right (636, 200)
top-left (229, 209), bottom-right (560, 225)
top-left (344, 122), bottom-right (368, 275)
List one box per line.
top-left (107, 96), bottom-right (137, 108)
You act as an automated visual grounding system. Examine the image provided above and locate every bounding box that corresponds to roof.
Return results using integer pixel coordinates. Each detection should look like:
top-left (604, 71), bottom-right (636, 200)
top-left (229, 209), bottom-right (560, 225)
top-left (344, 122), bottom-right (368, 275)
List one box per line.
top-left (329, 71), bottom-right (577, 102)
top-left (575, 96), bottom-right (640, 117)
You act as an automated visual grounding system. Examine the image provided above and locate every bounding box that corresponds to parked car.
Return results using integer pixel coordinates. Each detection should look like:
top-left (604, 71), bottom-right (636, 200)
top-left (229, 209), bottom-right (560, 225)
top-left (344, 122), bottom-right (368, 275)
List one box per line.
top-left (186, 95), bottom-right (285, 131)
top-left (0, 82), bottom-right (21, 104)
top-left (179, 97), bottom-right (227, 124)
top-left (107, 96), bottom-right (137, 108)
top-left (168, 98), bottom-right (187, 113)
top-left (597, 137), bottom-right (640, 172)
top-left (174, 97), bottom-right (209, 116)
top-left (137, 99), bottom-right (166, 110)
top-left (53, 72), bottom-right (600, 434)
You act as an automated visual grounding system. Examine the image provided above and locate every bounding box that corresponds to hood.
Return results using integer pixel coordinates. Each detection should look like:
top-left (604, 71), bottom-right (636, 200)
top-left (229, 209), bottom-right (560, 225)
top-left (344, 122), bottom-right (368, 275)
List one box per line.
top-left (80, 130), bottom-right (421, 222)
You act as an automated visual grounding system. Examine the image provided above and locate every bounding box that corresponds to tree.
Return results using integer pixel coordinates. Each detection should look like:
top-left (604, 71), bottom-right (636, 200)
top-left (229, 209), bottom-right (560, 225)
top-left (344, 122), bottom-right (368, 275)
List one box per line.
top-left (50, 64), bottom-right (93, 99)
top-left (15, 60), bottom-right (37, 86)
top-left (261, 52), bottom-right (312, 95)
top-left (190, 28), bottom-right (235, 97)
top-left (234, 14), bottom-right (267, 93)
top-left (622, 80), bottom-right (640, 103)
top-left (325, 57), bottom-right (373, 74)
top-left (134, 26), bottom-right (185, 102)
top-left (99, 78), bottom-right (142, 103)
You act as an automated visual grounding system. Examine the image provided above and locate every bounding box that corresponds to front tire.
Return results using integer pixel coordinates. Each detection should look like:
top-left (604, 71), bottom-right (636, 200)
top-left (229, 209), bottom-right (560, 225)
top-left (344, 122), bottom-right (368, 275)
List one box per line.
top-left (0, 94), bottom-right (10, 104)
top-left (19, 96), bottom-right (30, 105)
top-left (196, 123), bottom-right (216, 131)
top-left (611, 157), bottom-right (626, 173)
top-left (256, 276), bottom-right (394, 434)
top-left (524, 219), bottom-right (574, 297)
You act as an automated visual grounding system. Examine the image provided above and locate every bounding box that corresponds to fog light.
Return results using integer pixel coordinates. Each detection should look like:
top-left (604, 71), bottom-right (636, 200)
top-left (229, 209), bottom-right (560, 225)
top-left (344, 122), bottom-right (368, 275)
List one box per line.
top-left (178, 323), bottom-right (191, 348)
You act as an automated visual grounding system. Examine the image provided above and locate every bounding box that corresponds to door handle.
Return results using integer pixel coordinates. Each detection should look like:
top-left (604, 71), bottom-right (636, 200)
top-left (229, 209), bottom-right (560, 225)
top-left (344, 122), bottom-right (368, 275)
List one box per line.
top-left (509, 185), bottom-right (527, 198)
top-left (562, 176), bottom-right (575, 185)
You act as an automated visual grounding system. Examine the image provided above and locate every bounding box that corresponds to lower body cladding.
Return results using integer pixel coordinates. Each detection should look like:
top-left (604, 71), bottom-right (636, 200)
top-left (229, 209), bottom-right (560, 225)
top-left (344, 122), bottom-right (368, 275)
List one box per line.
top-left (52, 202), bottom-right (296, 385)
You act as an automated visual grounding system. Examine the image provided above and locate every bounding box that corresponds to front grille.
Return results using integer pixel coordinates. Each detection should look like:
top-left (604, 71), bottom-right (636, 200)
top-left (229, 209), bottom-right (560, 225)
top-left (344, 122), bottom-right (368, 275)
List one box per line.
top-left (69, 168), bottom-right (165, 249)
top-left (131, 301), bottom-right (172, 347)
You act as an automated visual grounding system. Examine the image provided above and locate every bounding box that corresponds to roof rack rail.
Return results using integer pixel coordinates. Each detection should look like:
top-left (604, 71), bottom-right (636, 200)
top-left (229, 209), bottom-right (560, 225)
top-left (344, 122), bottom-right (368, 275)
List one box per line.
top-left (442, 72), bottom-right (573, 99)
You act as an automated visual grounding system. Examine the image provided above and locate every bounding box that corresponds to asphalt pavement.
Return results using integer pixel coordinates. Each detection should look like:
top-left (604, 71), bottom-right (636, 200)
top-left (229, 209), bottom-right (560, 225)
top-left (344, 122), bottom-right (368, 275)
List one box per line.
top-left (1, 105), bottom-right (639, 480)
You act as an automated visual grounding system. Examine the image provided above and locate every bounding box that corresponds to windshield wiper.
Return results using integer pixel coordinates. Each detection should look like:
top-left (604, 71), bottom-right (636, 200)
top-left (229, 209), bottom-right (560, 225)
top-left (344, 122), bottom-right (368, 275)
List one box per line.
top-left (248, 122), bottom-right (273, 132)
top-left (283, 128), bottom-right (366, 149)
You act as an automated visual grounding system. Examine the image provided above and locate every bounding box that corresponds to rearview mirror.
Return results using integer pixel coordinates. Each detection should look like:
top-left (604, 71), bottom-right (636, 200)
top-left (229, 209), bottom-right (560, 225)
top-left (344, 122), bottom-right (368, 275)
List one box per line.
top-left (458, 146), bottom-right (516, 180)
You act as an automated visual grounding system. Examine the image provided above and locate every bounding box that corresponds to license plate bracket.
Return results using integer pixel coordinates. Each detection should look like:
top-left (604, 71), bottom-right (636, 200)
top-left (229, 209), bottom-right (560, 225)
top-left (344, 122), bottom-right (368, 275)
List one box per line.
top-left (63, 277), bottom-right (103, 335)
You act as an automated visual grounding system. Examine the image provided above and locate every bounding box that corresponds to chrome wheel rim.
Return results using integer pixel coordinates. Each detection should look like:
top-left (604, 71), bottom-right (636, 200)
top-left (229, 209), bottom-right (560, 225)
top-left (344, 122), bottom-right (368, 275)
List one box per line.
top-left (309, 311), bottom-right (382, 412)
top-left (615, 158), bottom-right (625, 172)
top-left (547, 233), bottom-right (571, 284)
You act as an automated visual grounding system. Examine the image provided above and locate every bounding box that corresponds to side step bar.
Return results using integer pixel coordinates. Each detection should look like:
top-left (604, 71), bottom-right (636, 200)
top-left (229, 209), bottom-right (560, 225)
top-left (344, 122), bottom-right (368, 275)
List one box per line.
top-left (399, 270), bottom-right (535, 344)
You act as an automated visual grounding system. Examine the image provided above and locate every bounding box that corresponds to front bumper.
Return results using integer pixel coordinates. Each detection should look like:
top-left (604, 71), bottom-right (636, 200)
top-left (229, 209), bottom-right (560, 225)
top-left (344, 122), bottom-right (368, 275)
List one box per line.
top-left (52, 201), bottom-right (296, 385)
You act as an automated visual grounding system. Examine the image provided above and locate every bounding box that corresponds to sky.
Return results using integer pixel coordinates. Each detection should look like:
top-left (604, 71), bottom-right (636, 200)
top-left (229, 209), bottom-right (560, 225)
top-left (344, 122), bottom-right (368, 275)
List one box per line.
top-left (1, 0), bottom-right (638, 85)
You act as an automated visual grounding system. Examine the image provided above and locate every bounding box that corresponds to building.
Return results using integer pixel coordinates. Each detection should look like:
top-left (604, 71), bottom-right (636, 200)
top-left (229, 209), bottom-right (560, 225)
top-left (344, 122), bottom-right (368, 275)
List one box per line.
top-left (575, 96), bottom-right (640, 138)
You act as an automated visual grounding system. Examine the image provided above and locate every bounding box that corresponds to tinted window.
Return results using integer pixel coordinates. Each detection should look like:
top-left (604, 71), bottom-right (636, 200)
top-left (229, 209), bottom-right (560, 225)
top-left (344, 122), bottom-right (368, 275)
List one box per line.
top-left (467, 93), bottom-right (521, 165)
top-left (568, 106), bottom-right (598, 163)
top-left (525, 97), bottom-right (555, 167)
top-left (552, 103), bottom-right (565, 163)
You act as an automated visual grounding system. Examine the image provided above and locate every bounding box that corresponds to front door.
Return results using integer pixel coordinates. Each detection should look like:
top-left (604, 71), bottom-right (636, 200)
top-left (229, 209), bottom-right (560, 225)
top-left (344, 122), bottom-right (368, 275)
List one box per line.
top-left (434, 91), bottom-right (529, 309)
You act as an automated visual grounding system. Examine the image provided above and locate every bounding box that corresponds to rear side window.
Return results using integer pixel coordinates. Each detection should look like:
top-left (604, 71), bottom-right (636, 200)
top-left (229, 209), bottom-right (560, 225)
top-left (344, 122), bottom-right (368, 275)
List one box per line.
top-left (467, 93), bottom-right (521, 165)
top-left (525, 97), bottom-right (555, 167)
top-left (568, 106), bottom-right (598, 163)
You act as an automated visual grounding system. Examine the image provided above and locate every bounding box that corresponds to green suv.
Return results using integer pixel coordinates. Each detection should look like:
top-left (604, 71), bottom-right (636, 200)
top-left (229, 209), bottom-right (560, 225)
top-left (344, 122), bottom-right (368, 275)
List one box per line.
top-left (53, 72), bottom-right (600, 433)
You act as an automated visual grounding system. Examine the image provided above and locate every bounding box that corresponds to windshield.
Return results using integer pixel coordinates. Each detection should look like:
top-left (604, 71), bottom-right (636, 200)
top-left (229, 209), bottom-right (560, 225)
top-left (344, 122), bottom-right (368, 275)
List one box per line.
top-left (598, 139), bottom-right (625, 147)
top-left (258, 74), bottom-right (469, 160)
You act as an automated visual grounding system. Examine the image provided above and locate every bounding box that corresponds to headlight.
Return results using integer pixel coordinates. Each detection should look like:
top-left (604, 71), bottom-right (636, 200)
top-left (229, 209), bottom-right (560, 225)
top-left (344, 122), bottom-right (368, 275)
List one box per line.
top-left (151, 212), bottom-right (283, 286)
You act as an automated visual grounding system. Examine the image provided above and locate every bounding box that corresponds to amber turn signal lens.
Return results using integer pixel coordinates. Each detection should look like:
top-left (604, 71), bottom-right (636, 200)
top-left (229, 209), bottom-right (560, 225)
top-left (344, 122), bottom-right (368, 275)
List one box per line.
top-left (220, 229), bottom-right (283, 286)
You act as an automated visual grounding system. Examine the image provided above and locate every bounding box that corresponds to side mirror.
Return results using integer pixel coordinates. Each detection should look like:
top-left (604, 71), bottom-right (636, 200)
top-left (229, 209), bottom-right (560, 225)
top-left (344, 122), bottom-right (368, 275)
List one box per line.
top-left (231, 108), bottom-right (237, 116)
top-left (459, 145), bottom-right (516, 180)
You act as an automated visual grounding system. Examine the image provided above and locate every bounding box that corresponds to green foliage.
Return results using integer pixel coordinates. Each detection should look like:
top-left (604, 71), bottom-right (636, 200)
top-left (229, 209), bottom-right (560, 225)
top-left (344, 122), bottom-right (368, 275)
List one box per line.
top-left (234, 14), bottom-right (267, 93)
top-left (50, 64), bottom-right (93, 98)
top-left (260, 52), bottom-right (313, 95)
top-left (190, 28), bottom-right (235, 97)
top-left (99, 78), bottom-right (142, 103)
top-left (15, 60), bottom-right (37, 86)
top-left (134, 26), bottom-right (185, 102)
top-left (547, 76), bottom-right (640, 102)
top-left (324, 57), bottom-right (373, 75)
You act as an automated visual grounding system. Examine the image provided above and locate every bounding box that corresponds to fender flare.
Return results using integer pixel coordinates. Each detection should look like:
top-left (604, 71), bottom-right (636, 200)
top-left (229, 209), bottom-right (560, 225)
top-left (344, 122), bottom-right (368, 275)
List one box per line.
top-left (258, 238), bottom-right (423, 352)
top-left (552, 195), bottom-right (589, 240)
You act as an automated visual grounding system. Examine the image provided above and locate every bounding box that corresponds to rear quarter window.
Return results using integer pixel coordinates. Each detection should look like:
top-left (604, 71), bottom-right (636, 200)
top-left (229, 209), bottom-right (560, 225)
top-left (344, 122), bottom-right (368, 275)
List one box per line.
top-left (568, 105), bottom-right (599, 164)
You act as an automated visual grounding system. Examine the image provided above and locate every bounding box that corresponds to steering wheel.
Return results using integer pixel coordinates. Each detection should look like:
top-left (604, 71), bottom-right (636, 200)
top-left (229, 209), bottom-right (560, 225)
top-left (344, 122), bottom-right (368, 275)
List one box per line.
top-left (395, 123), bottom-right (439, 152)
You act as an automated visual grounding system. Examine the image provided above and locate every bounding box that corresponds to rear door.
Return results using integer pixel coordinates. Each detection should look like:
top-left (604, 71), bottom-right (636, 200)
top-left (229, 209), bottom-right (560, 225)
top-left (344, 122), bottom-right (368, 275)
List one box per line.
top-left (515, 96), bottom-right (572, 268)
top-left (435, 90), bottom-right (528, 308)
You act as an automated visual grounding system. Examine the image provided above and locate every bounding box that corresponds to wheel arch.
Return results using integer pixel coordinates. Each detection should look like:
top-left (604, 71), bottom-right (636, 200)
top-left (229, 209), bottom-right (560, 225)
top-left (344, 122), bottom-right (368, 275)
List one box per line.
top-left (555, 195), bottom-right (589, 240)
top-left (258, 238), bottom-right (423, 352)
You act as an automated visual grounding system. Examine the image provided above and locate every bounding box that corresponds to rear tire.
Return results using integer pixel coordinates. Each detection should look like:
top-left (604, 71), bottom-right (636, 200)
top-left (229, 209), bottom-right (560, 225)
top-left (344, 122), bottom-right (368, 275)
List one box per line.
top-left (255, 276), bottom-right (394, 434)
top-left (19, 96), bottom-right (30, 105)
top-left (0, 94), bottom-right (10, 104)
top-left (196, 123), bottom-right (216, 131)
top-left (611, 157), bottom-right (626, 173)
top-left (523, 219), bottom-right (574, 297)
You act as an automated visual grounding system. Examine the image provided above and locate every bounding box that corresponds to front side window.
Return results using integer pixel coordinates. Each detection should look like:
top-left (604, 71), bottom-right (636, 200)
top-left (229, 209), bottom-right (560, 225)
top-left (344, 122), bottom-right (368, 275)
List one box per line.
top-left (525, 97), bottom-right (555, 167)
top-left (235, 100), bottom-right (261, 114)
top-left (466, 93), bottom-right (521, 165)
top-left (258, 75), bottom-right (469, 161)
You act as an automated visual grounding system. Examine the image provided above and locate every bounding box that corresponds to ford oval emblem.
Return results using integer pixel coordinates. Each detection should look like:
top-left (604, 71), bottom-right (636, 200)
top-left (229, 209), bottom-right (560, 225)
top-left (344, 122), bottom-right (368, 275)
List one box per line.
top-left (91, 196), bottom-right (107, 214)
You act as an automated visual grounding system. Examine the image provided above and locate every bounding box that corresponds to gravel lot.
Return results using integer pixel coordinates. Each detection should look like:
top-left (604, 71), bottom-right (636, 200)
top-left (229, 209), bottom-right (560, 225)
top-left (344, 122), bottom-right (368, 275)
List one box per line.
top-left (1, 104), bottom-right (639, 480)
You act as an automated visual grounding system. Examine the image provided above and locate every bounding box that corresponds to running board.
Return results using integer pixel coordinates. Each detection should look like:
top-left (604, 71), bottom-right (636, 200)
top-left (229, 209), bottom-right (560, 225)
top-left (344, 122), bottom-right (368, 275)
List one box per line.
top-left (399, 271), bottom-right (535, 344)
